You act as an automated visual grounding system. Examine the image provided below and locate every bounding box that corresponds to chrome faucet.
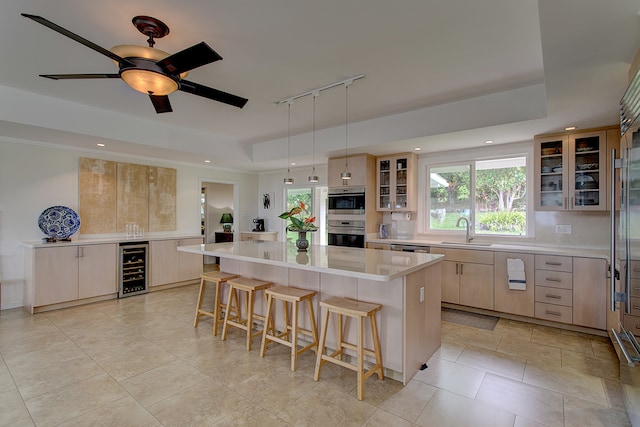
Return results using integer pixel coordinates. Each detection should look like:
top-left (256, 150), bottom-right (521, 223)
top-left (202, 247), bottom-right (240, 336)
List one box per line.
top-left (455, 217), bottom-right (473, 243)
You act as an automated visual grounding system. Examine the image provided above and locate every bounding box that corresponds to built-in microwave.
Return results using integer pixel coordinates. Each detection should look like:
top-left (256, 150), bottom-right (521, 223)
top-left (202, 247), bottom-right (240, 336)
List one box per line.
top-left (328, 186), bottom-right (366, 215)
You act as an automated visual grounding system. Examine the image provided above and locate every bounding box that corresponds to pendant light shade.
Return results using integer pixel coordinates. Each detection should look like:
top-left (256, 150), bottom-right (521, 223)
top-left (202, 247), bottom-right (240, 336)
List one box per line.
top-left (284, 101), bottom-right (294, 185)
top-left (309, 91), bottom-right (319, 183)
top-left (341, 83), bottom-right (352, 181)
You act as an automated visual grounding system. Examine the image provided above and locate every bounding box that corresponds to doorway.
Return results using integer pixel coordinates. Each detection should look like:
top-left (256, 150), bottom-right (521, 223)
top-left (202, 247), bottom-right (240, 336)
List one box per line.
top-left (201, 181), bottom-right (235, 265)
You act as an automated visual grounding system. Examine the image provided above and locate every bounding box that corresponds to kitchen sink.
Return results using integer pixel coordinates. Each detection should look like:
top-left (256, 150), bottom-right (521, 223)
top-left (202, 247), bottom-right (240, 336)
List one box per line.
top-left (440, 241), bottom-right (493, 247)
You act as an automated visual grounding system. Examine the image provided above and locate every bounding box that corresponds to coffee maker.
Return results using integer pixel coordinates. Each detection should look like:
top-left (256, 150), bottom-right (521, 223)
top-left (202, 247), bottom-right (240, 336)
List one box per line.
top-left (252, 218), bottom-right (265, 232)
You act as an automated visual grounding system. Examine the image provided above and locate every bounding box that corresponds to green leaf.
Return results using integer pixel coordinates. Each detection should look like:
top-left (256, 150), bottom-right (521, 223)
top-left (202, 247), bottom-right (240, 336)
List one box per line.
top-left (278, 212), bottom-right (290, 219)
top-left (290, 217), bottom-right (304, 228)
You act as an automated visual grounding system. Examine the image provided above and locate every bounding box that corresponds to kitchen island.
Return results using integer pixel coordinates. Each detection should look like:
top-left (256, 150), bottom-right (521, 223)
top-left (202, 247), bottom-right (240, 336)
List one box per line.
top-left (178, 240), bottom-right (443, 384)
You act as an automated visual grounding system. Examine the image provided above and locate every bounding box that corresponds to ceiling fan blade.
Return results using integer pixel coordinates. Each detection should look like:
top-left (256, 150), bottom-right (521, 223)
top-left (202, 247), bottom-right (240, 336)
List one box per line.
top-left (40, 73), bottom-right (120, 80)
top-left (158, 42), bottom-right (222, 75)
top-left (21, 13), bottom-right (135, 67)
top-left (149, 94), bottom-right (173, 113)
top-left (179, 80), bottom-right (248, 108)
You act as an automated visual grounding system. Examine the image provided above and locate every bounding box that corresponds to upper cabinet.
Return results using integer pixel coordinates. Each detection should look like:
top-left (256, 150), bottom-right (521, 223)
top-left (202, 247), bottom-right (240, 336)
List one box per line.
top-left (328, 154), bottom-right (373, 188)
top-left (376, 153), bottom-right (418, 212)
top-left (534, 128), bottom-right (618, 211)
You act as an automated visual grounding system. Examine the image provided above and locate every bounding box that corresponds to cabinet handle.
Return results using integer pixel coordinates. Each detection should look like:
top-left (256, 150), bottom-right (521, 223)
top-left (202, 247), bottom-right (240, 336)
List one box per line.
top-left (455, 263), bottom-right (458, 275)
top-left (545, 294), bottom-right (561, 299)
top-left (634, 287), bottom-right (640, 291)
top-left (634, 267), bottom-right (640, 272)
top-left (545, 277), bottom-right (562, 282)
top-left (545, 310), bottom-right (562, 316)
top-left (634, 305), bottom-right (640, 310)
top-left (460, 263), bottom-right (464, 275)
top-left (564, 197), bottom-right (568, 209)
top-left (79, 247), bottom-right (84, 258)
top-left (545, 261), bottom-right (562, 266)
top-left (570, 196), bottom-right (574, 208)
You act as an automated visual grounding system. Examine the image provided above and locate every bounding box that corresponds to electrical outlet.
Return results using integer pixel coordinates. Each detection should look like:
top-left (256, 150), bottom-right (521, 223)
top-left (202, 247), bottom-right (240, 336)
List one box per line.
top-left (555, 224), bottom-right (572, 234)
top-left (420, 286), bottom-right (424, 302)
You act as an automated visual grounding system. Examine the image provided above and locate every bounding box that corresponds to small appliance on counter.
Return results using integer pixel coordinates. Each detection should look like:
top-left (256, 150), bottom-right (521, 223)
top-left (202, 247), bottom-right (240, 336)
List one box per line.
top-left (252, 218), bottom-right (265, 232)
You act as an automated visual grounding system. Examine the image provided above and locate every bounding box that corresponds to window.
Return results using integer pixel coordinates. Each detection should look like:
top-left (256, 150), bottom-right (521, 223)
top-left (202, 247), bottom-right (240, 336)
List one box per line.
top-left (427, 156), bottom-right (527, 237)
top-left (284, 186), bottom-right (328, 244)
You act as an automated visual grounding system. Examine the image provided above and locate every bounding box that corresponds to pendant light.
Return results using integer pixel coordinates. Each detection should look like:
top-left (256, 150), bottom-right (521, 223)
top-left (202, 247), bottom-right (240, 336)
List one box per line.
top-left (284, 101), bottom-right (294, 185)
top-left (308, 91), bottom-right (319, 183)
top-left (340, 81), bottom-right (352, 181)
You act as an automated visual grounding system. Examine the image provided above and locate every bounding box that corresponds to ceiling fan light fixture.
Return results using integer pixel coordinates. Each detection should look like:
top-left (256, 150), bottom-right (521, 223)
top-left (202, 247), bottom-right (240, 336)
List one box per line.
top-left (120, 68), bottom-right (178, 95)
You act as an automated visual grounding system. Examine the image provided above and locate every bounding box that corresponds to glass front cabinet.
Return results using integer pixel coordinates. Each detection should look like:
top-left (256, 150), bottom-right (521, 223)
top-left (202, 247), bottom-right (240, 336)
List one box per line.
top-left (376, 153), bottom-right (417, 212)
top-left (534, 130), bottom-right (608, 211)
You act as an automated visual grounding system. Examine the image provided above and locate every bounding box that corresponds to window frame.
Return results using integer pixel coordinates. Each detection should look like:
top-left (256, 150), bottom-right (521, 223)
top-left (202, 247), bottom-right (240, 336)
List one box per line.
top-left (418, 142), bottom-right (534, 240)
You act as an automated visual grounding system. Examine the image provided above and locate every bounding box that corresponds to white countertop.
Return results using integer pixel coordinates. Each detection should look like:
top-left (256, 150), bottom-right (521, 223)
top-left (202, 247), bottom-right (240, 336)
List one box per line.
top-left (366, 238), bottom-right (609, 259)
top-left (178, 241), bottom-right (444, 281)
top-left (22, 234), bottom-right (202, 248)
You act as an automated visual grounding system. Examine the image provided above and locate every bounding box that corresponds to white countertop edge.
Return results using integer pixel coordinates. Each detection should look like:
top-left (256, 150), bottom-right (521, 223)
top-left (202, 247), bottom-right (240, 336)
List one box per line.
top-left (178, 243), bottom-right (444, 282)
top-left (22, 234), bottom-right (203, 248)
top-left (367, 238), bottom-right (608, 259)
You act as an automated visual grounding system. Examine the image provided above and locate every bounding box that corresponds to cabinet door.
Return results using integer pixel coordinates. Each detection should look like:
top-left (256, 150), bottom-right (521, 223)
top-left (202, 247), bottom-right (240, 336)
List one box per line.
top-left (494, 252), bottom-right (535, 317)
top-left (535, 135), bottom-right (569, 210)
top-left (572, 257), bottom-right (606, 329)
top-left (178, 238), bottom-right (203, 281)
top-left (34, 246), bottom-right (78, 306)
top-left (440, 260), bottom-right (460, 304)
top-left (568, 131), bottom-right (607, 211)
top-left (393, 154), bottom-right (417, 211)
top-left (328, 155), bottom-right (368, 187)
top-left (459, 262), bottom-right (494, 310)
top-left (150, 240), bottom-right (181, 286)
top-left (78, 244), bottom-right (117, 299)
top-left (377, 157), bottom-right (393, 211)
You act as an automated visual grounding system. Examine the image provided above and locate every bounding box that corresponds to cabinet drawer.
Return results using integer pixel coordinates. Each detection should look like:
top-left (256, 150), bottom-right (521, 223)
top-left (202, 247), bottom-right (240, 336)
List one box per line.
top-left (630, 297), bottom-right (640, 317)
top-left (623, 314), bottom-right (640, 336)
top-left (535, 302), bottom-right (572, 324)
top-left (630, 278), bottom-right (640, 298)
top-left (535, 286), bottom-right (572, 307)
top-left (630, 261), bottom-right (640, 279)
top-left (430, 247), bottom-right (494, 265)
top-left (534, 270), bottom-right (573, 289)
top-left (535, 255), bottom-right (572, 272)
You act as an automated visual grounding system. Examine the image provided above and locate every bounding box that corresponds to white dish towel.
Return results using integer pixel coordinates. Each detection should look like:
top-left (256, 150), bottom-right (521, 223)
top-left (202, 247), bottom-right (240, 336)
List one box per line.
top-left (507, 258), bottom-right (526, 290)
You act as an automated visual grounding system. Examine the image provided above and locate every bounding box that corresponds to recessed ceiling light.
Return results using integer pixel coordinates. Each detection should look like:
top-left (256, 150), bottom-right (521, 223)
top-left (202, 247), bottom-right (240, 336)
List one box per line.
top-left (291, 162), bottom-right (296, 166)
top-left (414, 147), bottom-right (421, 151)
top-left (204, 160), bottom-right (211, 163)
top-left (564, 126), bottom-right (577, 131)
top-left (96, 143), bottom-right (106, 147)
top-left (485, 140), bottom-right (494, 144)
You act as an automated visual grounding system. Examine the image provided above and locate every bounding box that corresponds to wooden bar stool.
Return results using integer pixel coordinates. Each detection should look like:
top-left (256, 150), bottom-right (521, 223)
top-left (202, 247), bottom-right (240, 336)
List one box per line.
top-left (221, 277), bottom-right (272, 351)
top-left (193, 271), bottom-right (239, 336)
top-left (314, 296), bottom-right (384, 401)
top-left (259, 285), bottom-right (318, 371)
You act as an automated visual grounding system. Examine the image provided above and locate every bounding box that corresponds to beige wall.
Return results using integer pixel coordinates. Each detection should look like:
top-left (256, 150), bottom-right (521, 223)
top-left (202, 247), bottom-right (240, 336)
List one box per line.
top-left (0, 139), bottom-right (259, 309)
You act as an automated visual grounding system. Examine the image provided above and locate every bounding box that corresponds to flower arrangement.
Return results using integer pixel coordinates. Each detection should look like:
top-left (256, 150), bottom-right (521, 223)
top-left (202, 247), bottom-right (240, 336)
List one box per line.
top-left (279, 201), bottom-right (318, 231)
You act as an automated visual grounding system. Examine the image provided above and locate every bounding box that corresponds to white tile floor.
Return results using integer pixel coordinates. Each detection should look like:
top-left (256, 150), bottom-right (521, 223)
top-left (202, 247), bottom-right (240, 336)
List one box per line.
top-left (0, 283), bottom-right (631, 426)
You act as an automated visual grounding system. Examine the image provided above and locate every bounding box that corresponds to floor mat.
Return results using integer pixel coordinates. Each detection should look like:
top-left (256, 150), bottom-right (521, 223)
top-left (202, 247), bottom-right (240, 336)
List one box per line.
top-left (441, 307), bottom-right (499, 331)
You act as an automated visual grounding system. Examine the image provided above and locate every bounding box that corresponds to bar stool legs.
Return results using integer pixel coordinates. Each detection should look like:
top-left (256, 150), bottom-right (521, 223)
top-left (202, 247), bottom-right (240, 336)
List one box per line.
top-left (314, 296), bottom-right (384, 401)
top-left (259, 285), bottom-right (318, 371)
top-left (221, 277), bottom-right (272, 351)
top-left (193, 271), bottom-right (239, 336)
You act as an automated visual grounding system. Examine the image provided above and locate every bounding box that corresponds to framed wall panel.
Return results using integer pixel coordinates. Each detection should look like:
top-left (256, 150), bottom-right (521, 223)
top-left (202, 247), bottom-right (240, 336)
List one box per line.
top-left (148, 166), bottom-right (176, 231)
top-left (116, 162), bottom-right (149, 233)
top-left (79, 158), bottom-right (117, 234)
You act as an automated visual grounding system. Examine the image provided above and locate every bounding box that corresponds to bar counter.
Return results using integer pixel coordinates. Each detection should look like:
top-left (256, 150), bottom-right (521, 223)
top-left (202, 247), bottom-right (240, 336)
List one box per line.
top-left (178, 241), bottom-right (444, 384)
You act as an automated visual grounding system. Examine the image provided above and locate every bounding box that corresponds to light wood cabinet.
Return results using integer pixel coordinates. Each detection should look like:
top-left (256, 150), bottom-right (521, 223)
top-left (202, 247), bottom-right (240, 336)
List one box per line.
top-left (328, 154), bottom-right (370, 187)
top-left (494, 252), bottom-right (535, 317)
top-left (534, 128), bottom-right (618, 211)
top-left (30, 243), bottom-right (117, 308)
top-left (430, 247), bottom-right (494, 310)
top-left (366, 242), bottom-right (391, 250)
top-left (534, 254), bottom-right (573, 324)
top-left (376, 153), bottom-right (418, 212)
top-left (572, 257), bottom-right (606, 329)
top-left (240, 231), bottom-right (278, 241)
top-left (150, 238), bottom-right (202, 287)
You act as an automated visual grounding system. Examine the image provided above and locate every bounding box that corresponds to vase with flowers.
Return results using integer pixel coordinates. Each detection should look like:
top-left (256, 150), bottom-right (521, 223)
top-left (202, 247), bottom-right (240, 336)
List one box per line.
top-left (279, 201), bottom-right (317, 251)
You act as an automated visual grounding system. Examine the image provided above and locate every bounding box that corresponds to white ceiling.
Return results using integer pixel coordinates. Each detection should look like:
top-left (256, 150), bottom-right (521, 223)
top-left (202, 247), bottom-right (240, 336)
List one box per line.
top-left (1, 0), bottom-right (639, 172)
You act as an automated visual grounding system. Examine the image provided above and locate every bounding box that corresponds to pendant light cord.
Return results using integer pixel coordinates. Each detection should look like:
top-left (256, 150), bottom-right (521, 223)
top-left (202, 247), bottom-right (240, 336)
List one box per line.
top-left (287, 101), bottom-right (291, 176)
top-left (344, 84), bottom-right (349, 172)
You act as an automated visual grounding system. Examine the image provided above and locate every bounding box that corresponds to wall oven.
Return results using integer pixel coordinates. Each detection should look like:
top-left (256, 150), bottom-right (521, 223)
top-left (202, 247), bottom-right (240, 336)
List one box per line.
top-left (327, 219), bottom-right (365, 248)
top-left (328, 186), bottom-right (366, 215)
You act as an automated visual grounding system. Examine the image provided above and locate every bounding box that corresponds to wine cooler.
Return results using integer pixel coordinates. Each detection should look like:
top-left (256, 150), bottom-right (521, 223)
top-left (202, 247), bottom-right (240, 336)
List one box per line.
top-left (118, 241), bottom-right (149, 298)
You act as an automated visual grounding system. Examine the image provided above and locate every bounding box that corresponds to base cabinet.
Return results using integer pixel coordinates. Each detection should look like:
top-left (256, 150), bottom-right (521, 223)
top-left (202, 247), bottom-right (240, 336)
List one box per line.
top-left (29, 243), bottom-right (117, 308)
top-left (150, 238), bottom-right (202, 287)
top-left (573, 257), bottom-right (606, 329)
top-left (494, 252), bottom-right (535, 317)
top-left (431, 247), bottom-right (494, 310)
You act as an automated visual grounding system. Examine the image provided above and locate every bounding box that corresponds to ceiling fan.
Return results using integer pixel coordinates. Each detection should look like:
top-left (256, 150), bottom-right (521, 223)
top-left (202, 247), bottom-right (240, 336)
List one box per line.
top-left (21, 13), bottom-right (248, 113)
